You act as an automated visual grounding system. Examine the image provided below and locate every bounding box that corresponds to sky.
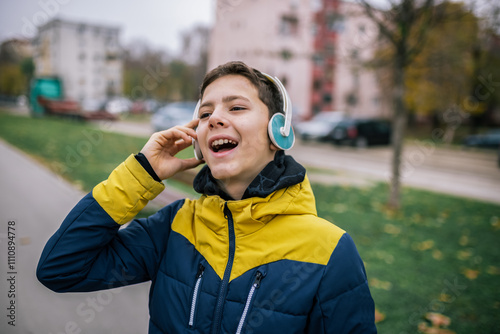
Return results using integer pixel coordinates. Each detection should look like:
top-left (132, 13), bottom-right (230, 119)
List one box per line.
top-left (0, 0), bottom-right (215, 54)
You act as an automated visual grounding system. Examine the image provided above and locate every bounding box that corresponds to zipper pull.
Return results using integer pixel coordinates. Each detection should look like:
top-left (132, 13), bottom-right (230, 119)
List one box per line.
top-left (196, 263), bottom-right (205, 278)
top-left (253, 271), bottom-right (263, 288)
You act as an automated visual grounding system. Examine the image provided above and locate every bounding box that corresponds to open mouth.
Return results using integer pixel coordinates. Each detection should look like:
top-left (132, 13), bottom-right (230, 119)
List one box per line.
top-left (210, 138), bottom-right (238, 153)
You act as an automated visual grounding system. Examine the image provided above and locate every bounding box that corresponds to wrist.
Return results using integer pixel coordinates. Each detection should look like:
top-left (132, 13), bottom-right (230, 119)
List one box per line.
top-left (135, 152), bottom-right (162, 182)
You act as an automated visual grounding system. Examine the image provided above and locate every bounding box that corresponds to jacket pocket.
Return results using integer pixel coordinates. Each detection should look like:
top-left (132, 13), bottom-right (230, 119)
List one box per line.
top-left (236, 270), bottom-right (265, 334)
top-left (188, 263), bottom-right (205, 328)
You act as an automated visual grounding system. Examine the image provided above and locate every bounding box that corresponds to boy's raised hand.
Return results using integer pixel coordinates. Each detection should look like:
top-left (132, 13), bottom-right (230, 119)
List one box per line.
top-left (140, 119), bottom-right (204, 181)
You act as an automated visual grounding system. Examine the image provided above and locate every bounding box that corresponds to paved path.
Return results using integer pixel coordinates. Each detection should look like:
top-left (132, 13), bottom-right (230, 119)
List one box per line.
top-left (0, 140), bottom-right (157, 334)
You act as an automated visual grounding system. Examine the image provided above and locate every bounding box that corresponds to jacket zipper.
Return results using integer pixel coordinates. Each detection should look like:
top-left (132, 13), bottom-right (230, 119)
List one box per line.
top-left (211, 203), bottom-right (236, 334)
top-left (236, 271), bottom-right (264, 334)
top-left (188, 263), bottom-right (205, 328)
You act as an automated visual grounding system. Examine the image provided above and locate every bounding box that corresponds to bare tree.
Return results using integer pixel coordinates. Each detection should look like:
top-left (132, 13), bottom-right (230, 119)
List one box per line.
top-left (356, 0), bottom-right (444, 209)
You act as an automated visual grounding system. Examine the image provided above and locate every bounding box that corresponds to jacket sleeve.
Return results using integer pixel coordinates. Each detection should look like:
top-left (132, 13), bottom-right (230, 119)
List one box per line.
top-left (307, 233), bottom-right (377, 333)
top-left (36, 154), bottom-right (182, 292)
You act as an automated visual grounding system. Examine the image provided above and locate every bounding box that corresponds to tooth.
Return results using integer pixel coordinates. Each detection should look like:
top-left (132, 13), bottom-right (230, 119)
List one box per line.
top-left (219, 139), bottom-right (224, 145)
top-left (224, 139), bottom-right (228, 144)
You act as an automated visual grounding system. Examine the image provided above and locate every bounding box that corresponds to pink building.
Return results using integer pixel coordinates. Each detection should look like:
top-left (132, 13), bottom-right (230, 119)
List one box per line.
top-left (208, 0), bottom-right (314, 119)
top-left (208, 0), bottom-right (388, 120)
top-left (333, 1), bottom-right (390, 119)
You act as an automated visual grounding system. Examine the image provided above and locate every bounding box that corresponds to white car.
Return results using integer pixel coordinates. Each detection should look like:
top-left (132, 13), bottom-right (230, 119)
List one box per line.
top-left (294, 111), bottom-right (345, 141)
top-left (103, 97), bottom-right (132, 114)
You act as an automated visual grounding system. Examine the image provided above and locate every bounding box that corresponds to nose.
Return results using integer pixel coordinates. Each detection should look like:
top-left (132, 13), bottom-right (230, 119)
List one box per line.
top-left (208, 108), bottom-right (227, 129)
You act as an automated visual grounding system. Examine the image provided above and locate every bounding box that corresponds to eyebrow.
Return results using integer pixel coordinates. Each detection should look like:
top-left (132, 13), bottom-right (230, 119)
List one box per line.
top-left (199, 95), bottom-right (251, 109)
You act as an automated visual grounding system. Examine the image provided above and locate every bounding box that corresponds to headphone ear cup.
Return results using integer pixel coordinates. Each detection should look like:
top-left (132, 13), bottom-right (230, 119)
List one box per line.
top-left (268, 113), bottom-right (295, 150)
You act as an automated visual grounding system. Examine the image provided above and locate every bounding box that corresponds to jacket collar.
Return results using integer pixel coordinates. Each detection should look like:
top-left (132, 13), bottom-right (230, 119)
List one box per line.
top-left (192, 152), bottom-right (316, 236)
top-left (193, 150), bottom-right (306, 200)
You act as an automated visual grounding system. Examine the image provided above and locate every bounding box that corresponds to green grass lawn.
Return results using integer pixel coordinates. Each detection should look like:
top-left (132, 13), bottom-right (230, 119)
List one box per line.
top-left (1, 111), bottom-right (499, 333)
top-left (311, 182), bottom-right (500, 333)
top-left (0, 112), bottom-right (194, 191)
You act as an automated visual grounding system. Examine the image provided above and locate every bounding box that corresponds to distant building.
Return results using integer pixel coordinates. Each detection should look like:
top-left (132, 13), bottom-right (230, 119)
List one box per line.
top-left (208, 0), bottom-right (314, 119)
top-left (208, 0), bottom-right (388, 119)
top-left (310, 0), bottom-right (340, 114)
top-left (33, 18), bottom-right (123, 104)
top-left (332, 1), bottom-right (389, 119)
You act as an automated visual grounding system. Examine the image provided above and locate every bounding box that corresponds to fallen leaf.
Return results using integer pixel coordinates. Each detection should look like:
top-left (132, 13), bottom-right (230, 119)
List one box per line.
top-left (384, 224), bottom-right (402, 235)
top-left (486, 266), bottom-right (500, 275)
top-left (332, 203), bottom-right (347, 213)
top-left (369, 278), bottom-right (393, 291)
top-left (456, 249), bottom-right (472, 261)
top-left (418, 323), bottom-right (456, 334)
top-left (439, 293), bottom-right (453, 303)
top-left (432, 249), bottom-right (443, 260)
top-left (458, 235), bottom-right (469, 246)
top-left (375, 308), bottom-right (385, 323)
top-left (462, 268), bottom-right (480, 280)
top-left (490, 216), bottom-right (500, 230)
top-left (412, 240), bottom-right (435, 251)
top-left (426, 312), bottom-right (451, 327)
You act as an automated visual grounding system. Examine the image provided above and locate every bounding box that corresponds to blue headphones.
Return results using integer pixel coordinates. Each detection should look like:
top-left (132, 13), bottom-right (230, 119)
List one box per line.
top-left (192, 73), bottom-right (295, 160)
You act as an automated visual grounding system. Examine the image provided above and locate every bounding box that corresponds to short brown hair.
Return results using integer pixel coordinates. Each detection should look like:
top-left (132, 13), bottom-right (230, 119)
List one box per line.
top-left (199, 61), bottom-right (282, 117)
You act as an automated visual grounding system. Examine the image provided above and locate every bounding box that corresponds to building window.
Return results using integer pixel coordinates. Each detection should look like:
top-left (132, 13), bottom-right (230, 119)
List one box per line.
top-left (351, 49), bottom-right (359, 60)
top-left (78, 24), bottom-right (86, 34)
top-left (326, 13), bottom-right (345, 32)
top-left (313, 80), bottom-right (322, 91)
top-left (280, 49), bottom-right (294, 61)
top-left (346, 92), bottom-right (358, 106)
top-left (313, 54), bottom-right (324, 66)
top-left (106, 53), bottom-right (118, 61)
top-left (280, 15), bottom-right (299, 36)
top-left (325, 43), bottom-right (335, 57)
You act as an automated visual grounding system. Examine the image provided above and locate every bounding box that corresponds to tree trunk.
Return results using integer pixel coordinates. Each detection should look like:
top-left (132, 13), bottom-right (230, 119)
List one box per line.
top-left (388, 60), bottom-right (407, 210)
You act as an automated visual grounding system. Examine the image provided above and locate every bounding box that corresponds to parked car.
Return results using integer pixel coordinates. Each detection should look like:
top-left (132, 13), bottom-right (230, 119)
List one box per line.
top-left (462, 130), bottom-right (500, 149)
top-left (151, 101), bottom-right (197, 131)
top-left (328, 118), bottom-right (392, 147)
top-left (102, 97), bottom-right (132, 114)
top-left (294, 111), bottom-right (345, 141)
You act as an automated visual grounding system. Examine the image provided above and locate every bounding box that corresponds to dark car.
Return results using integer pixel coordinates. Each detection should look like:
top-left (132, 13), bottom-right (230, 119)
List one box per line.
top-left (462, 130), bottom-right (500, 149)
top-left (328, 119), bottom-right (392, 147)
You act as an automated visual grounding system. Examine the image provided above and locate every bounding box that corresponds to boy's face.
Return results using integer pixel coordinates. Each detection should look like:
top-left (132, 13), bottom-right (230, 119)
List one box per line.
top-left (196, 74), bottom-right (277, 187)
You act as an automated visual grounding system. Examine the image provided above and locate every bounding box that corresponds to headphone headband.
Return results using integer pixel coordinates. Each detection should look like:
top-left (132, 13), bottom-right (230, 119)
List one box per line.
top-left (260, 73), bottom-right (292, 137)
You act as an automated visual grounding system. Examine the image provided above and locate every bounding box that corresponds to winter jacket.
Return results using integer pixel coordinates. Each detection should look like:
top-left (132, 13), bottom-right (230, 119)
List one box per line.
top-left (37, 152), bottom-right (376, 333)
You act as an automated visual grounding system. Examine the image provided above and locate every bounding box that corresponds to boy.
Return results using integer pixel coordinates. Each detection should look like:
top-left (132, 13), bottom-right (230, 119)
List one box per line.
top-left (37, 61), bottom-right (376, 333)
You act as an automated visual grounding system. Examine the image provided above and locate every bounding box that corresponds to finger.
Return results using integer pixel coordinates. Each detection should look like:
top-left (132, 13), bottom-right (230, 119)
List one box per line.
top-left (174, 138), bottom-right (194, 152)
top-left (157, 127), bottom-right (195, 146)
top-left (180, 157), bottom-right (205, 171)
top-left (184, 118), bottom-right (200, 129)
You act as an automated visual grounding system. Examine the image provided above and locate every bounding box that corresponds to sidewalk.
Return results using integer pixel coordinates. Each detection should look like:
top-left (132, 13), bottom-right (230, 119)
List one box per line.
top-left (0, 139), bottom-right (182, 333)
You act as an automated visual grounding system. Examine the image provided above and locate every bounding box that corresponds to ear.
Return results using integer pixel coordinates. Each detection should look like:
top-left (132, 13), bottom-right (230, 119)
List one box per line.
top-left (270, 142), bottom-right (280, 152)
